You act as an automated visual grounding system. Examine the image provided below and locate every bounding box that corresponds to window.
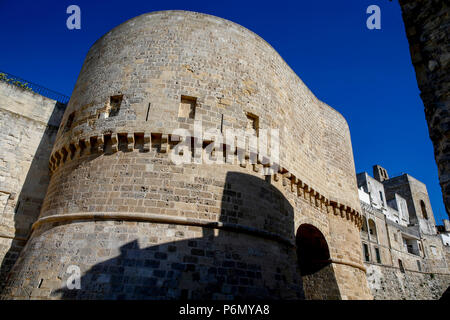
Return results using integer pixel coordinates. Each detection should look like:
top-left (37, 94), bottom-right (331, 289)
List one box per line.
top-left (109, 95), bottom-right (123, 117)
top-left (363, 243), bottom-right (370, 262)
top-left (179, 95), bottom-right (196, 119)
top-left (246, 112), bottom-right (259, 136)
top-left (379, 191), bottom-right (384, 205)
top-left (417, 261), bottom-right (421, 272)
top-left (368, 219), bottom-right (378, 242)
top-left (420, 200), bottom-right (428, 220)
top-left (407, 244), bottom-right (414, 254)
top-left (375, 248), bottom-right (381, 263)
top-left (398, 259), bottom-right (405, 273)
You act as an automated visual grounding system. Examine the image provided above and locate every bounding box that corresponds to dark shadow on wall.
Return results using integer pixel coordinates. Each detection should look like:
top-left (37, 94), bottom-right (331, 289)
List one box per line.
top-left (0, 101), bottom-right (66, 292)
top-left (52, 171), bottom-right (339, 300)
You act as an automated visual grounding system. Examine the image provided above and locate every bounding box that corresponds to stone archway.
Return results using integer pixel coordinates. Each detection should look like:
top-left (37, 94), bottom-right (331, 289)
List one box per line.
top-left (296, 224), bottom-right (341, 299)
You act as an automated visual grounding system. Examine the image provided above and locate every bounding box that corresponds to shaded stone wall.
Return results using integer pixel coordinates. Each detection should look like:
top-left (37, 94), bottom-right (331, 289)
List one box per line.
top-left (399, 0), bottom-right (450, 218)
top-left (1, 11), bottom-right (370, 300)
top-left (0, 81), bottom-right (65, 289)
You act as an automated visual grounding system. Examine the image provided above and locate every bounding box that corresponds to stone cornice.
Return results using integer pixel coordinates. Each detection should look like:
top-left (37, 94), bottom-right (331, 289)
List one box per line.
top-left (31, 212), bottom-right (295, 247)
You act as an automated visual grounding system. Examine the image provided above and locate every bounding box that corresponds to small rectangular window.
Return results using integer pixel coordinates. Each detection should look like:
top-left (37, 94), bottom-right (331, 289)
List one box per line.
top-left (375, 248), bottom-right (381, 263)
top-left (417, 261), bottom-right (421, 271)
top-left (246, 112), bottom-right (259, 136)
top-left (109, 95), bottom-right (123, 117)
top-left (399, 259), bottom-right (405, 273)
top-left (179, 95), bottom-right (196, 119)
top-left (363, 244), bottom-right (370, 262)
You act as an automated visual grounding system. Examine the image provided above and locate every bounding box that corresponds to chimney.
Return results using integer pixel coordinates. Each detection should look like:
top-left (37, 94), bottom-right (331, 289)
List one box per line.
top-left (373, 165), bottom-right (389, 183)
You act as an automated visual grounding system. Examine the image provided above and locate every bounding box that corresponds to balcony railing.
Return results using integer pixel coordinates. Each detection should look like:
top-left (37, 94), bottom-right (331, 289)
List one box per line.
top-left (0, 70), bottom-right (70, 104)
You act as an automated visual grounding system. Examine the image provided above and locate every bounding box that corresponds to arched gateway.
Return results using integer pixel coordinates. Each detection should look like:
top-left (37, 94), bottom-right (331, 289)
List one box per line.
top-left (296, 224), bottom-right (341, 299)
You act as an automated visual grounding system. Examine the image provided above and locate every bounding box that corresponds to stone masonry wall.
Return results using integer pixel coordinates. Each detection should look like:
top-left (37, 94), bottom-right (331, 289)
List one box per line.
top-left (0, 81), bottom-right (65, 289)
top-left (1, 11), bottom-right (370, 299)
top-left (399, 0), bottom-right (450, 218)
top-left (366, 263), bottom-right (450, 299)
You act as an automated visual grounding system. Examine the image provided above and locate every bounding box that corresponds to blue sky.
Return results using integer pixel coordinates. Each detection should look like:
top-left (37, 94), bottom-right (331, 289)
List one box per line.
top-left (0, 0), bottom-right (446, 225)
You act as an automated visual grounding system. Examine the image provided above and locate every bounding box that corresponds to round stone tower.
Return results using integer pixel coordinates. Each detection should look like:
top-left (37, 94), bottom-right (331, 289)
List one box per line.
top-left (1, 11), bottom-right (371, 299)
